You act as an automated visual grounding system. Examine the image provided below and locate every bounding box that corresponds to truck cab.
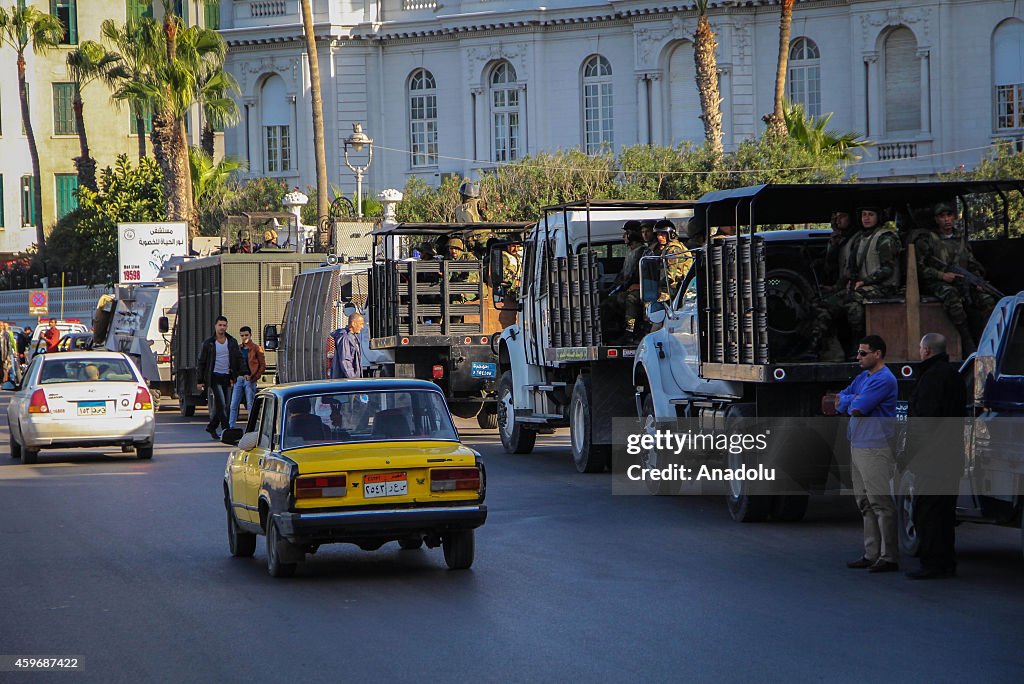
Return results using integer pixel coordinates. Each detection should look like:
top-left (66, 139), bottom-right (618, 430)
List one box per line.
top-left (633, 181), bottom-right (1024, 522)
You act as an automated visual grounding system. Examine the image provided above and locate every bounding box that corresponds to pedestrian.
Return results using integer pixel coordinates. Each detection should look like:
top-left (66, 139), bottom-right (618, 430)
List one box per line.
top-left (329, 313), bottom-right (364, 379)
top-left (17, 326), bottom-right (33, 365)
top-left (229, 326), bottom-right (266, 430)
top-left (196, 315), bottom-right (245, 440)
top-left (42, 319), bottom-right (61, 354)
top-left (839, 334), bottom-right (900, 573)
top-left (0, 322), bottom-right (14, 384)
top-left (904, 333), bottom-right (967, 579)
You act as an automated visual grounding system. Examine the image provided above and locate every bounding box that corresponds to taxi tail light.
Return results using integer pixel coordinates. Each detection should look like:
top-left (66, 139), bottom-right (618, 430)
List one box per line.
top-left (432, 364), bottom-right (445, 379)
top-left (134, 386), bottom-right (153, 410)
top-left (430, 467), bottom-right (481, 492)
top-left (295, 475), bottom-right (347, 499)
top-left (28, 389), bottom-right (50, 414)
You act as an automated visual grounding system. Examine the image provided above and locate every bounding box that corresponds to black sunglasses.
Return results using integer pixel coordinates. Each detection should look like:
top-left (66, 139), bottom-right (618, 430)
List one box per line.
top-left (856, 349), bottom-right (876, 357)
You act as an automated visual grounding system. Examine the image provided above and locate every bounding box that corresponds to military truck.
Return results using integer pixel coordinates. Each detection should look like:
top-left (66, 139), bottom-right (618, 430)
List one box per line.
top-left (172, 252), bottom-right (326, 416)
top-left (493, 201), bottom-right (694, 469)
top-left (632, 181), bottom-right (1024, 522)
top-left (369, 222), bottom-right (531, 428)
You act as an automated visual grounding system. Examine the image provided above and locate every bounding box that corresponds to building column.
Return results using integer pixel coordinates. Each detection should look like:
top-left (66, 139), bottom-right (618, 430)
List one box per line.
top-left (864, 51), bottom-right (879, 139)
top-left (917, 48), bottom-right (931, 134)
top-left (649, 72), bottom-right (664, 145)
top-left (636, 75), bottom-right (650, 145)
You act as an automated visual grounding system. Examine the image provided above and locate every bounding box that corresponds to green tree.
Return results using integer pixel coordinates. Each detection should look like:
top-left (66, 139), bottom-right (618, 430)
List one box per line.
top-left (0, 4), bottom-right (65, 249)
top-left (942, 144), bottom-right (1024, 238)
top-left (44, 155), bottom-right (166, 285)
top-left (782, 101), bottom-right (870, 162)
top-left (189, 146), bottom-right (246, 235)
top-left (300, 0), bottom-right (329, 226)
top-left (764, 0), bottom-right (795, 139)
top-left (66, 41), bottom-right (123, 191)
top-left (101, 16), bottom-right (161, 160)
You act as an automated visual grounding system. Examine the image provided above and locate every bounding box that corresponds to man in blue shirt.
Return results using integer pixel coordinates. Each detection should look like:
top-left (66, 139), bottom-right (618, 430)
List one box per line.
top-left (329, 313), bottom-right (364, 379)
top-left (837, 334), bottom-right (900, 573)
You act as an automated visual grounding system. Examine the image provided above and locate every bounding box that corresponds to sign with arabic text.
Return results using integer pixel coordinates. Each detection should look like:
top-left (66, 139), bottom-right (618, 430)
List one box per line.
top-left (118, 222), bottom-right (188, 284)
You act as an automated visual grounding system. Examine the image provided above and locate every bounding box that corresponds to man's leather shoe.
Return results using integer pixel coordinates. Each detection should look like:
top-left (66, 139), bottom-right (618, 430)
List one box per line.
top-left (868, 560), bottom-right (900, 573)
top-left (906, 567), bottom-right (954, 580)
top-left (846, 556), bottom-right (875, 569)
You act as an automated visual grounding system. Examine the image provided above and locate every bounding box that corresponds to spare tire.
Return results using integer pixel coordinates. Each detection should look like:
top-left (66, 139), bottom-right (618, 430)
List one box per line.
top-left (765, 268), bottom-right (817, 360)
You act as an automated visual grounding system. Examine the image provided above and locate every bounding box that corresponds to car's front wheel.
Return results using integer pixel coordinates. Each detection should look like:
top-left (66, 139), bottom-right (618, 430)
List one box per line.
top-left (226, 502), bottom-right (256, 558)
top-left (497, 371), bottom-right (536, 454)
top-left (266, 519), bottom-right (297, 578)
top-left (9, 432), bottom-right (21, 460)
top-left (442, 529), bottom-right (475, 570)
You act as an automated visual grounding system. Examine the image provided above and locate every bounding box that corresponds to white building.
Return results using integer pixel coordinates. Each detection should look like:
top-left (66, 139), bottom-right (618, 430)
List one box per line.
top-left (217, 0), bottom-right (1024, 200)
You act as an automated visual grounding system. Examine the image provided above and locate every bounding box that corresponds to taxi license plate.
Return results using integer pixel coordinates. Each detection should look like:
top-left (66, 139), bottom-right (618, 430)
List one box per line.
top-left (363, 472), bottom-right (408, 498)
top-left (78, 401), bottom-right (106, 416)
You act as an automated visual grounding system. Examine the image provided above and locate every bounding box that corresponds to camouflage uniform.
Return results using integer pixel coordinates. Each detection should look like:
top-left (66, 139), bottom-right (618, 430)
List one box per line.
top-left (500, 248), bottom-right (522, 299)
top-left (455, 198), bottom-right (484, 224)
top-left (909, 228), bottom-right (995, 337)
top-left (601, 239), bottom-right (646, 340)
top-left (655, 239), bottom-right (691, 302)
top-left (812, 223), bottom-right (902, 349)
top-left (446, 238), bottom-right (480, 303)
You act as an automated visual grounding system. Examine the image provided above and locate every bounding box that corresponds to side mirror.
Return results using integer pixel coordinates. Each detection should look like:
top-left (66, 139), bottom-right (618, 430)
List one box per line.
top-left (158, 316), bottom-right (170, 334)
top-left (646, 302), bottom-right (667, 325)
top-left (263, 324), bottom-right (279, 351)
top-left (488, 242), bottom-right (522, 311)
top-left (342, 302), bottom-right (358, 317)
top-left (237, 431), bottom-right (260, 451)
top-left (640, 256), bottom-right (662, 304)
top-left (221, 428), bottom-right (244, 446)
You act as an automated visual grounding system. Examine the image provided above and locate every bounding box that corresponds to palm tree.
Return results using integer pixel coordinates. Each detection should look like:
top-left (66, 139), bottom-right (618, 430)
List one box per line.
top-left (196, 61), bottom-right (240, 157)
top-left (189, 145), bottom-right (246, 234)
top-left (101, 16), bottom-right (161, 160)
top-left (66, 41), bottom-right (122, 191)
top-left (300, 0), bottom-right (329, 225)
top-left (693, 1), bottom-right (723, 159)
top-left (764, 0), bottom-right (795, 139)
top-left (783, 101), bottom-right (870, 162)
top-left (0, 4), bottom-right (65, 249)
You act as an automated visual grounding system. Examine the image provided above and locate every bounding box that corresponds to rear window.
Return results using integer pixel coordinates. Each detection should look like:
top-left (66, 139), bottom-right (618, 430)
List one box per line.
top-left (39, 358), bottom-right (138, 384)
top-left (281, 390), bottom-right (458, 449)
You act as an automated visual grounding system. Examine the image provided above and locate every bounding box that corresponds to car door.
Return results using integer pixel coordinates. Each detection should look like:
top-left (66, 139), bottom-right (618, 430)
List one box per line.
top-left (9, 356), bottom-right (42, 442)
top-left (244, 396), bottom-right (277, 522)
top-left (230, 396), bottom-right (265, 523)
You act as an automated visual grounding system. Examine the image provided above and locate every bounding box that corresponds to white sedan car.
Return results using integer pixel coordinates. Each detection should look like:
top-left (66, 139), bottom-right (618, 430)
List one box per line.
top-left (7, 351), bottom-right (156, 464)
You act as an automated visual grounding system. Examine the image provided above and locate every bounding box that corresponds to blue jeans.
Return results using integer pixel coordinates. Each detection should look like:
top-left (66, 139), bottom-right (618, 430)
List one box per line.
top-left (229, 377), bottom-right (257, 429)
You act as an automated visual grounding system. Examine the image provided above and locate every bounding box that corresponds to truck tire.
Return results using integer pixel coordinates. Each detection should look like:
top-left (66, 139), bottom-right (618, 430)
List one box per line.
top-left (725, 449), bottom-right (771, 522)
top-left (476, 408), bottom-right (498, 430)
top-left (772, 495), bottom-right (809, 522)
top-left (896, 469), bottom-right (921, 557)
top-left (179, 398), bottom-right (196, 417)
top-left (497, 371), bottom-right (536, 454)
top-left (570, 375), bottom-right (609, 474)
top-left (640, 394), bottom-right (675, 495)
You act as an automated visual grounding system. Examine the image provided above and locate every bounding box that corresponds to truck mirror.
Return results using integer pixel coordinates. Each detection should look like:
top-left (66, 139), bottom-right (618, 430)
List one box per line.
top-left (263, 324), bottom-right (279, 351)
top-left (640, 256), bottom-right (662, 304)
top-left (158, 316), bottom-right (169, 334)
top-left (342, 302), bottom-right (358, 317)
top-left (489, 242), bottom-right (522, 311)
top-left (646, 302), bottom-right (667, 325)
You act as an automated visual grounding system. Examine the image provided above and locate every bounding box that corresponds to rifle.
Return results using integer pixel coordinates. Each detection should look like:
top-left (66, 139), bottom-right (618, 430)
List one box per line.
top-left (928, 256), bottom-right (1005, 299)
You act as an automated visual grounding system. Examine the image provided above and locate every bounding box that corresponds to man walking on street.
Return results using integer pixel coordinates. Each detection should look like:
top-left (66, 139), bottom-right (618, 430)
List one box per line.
top-left (197, 316), bottom-right (244, 440)
top-left (905, 333), bottom-right (966, 579)
top-left (229, 326), bottom-right (266, 429)
top-left (839, 334), bottom-right (900, 573)
top-left (329, 313), bottom-right (364, 379)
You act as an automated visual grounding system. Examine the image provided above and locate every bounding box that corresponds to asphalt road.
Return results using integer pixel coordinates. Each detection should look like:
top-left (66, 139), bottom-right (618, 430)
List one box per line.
top-left (1, 397), bottom-right (1023, 683)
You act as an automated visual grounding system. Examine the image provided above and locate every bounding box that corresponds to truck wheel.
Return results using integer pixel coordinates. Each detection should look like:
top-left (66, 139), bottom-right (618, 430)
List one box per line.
top-left (640, 394), bottom-right (675, 495)
top-left (179, 399), bottom-right (195, 417)
top-left (897, 469), bottom-right (921, 557)
top-left (772, 495), bottom-right (809, 522)
top-left (570, 375), bottom-right (609, 474)
top-left (725, 450), bottom-right (771, 522)
top-left (497, 371), bottom-right (536, 454)
top-left (442, 529), bottom-right (475, 570)
top-left (476, 408), bottom-right (498, 430)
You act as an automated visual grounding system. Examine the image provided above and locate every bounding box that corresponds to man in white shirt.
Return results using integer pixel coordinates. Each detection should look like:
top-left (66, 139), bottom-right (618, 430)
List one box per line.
top-left (196, 315), bottom-right (244, 439)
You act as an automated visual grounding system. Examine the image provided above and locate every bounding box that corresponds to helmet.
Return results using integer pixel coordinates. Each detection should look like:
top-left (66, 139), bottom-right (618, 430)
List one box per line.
top-left (448, 237), bottom-right (466, 251)
top-left (623, 220), bottom-right (642, 231)
top-left (263, 229), bottom-right (278, 242)
top-left (857, 205), bottom-right (887, 222)
top-left (459, 181), bottom-right (480, 199)
top-left (654, 219), bottom-right (675, 233)
top-left (933, 201), bottom-right (957, 217)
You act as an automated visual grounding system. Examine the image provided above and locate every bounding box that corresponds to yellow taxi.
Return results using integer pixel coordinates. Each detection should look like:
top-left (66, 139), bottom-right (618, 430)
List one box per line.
top-left (221, 379), bottom-right (487, 577)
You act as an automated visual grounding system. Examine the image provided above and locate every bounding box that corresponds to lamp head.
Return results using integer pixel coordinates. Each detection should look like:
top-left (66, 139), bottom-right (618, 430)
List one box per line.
top-left (346, 122), bottom-right (372, 152)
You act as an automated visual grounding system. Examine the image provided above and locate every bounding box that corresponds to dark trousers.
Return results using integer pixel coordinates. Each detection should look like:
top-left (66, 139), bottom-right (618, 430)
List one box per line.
top-left (206, 373), bottom-right (232, 432)
top-left (913, 494), bottom-right (957, 571)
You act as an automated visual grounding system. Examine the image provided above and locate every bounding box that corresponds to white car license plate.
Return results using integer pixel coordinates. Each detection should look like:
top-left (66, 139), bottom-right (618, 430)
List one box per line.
top-left (78, 401), bottom-right (106, 416)
top-left (363, 472), bottom-right (408, 498)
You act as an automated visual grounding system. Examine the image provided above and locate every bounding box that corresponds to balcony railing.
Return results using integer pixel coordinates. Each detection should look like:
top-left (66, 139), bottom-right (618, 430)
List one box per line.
top-left (249, 0), bottom-right (286, 17)
top-left (402, 0), bottom-right (437, 9)
top-left (875, 138), bottom-right (933, 162)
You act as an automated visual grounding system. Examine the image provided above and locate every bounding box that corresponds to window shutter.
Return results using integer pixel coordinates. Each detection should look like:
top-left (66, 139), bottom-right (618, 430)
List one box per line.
top-left (884, 28), bottom-right (921, 134)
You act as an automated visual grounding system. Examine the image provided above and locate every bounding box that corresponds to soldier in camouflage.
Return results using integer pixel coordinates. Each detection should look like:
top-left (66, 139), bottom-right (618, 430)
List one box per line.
top-left (600, 223), bottom-right (647, 344)
top-left (455, 181), bottom-right (491, 258)
top-left (908, 202), bottom-right (995, 353)
top-left (500, 241), bottom-right (523, 300)
top-left (650, 219), bottom-right (691, 303)
top-left (823, 210), bottom-right (856, 284)
top-left (810, 206), bottom-right (902, 358)
top-left (445, 237), bottom-right (480, 304)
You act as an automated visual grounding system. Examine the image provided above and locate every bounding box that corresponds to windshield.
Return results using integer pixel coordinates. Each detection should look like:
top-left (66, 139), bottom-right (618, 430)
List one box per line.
top-left (39, 358), bottom-right (138, 384)
top-left (281, 390), bottom-right (458, 449)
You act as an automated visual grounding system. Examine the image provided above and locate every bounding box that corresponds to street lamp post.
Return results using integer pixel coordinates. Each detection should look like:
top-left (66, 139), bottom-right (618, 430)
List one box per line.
top-left (343, 123), bottom-right (374, 218)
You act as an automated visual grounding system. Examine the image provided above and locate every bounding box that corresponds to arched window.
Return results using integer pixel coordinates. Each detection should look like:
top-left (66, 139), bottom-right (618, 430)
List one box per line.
top-left (994, 20), bottom-right (1024, 130)
top-left (883, 27), bottom-right (921, 134)
top-left (409, 69), bottom-right (438, 167)
top-left (787, 37), bottom-right (820, 118)
top-left (582, 55), bottom-right (613, 153)
top-left (490, 61), bottom-right (520, 162)
top-left (260, 75), bottom-right (291, 173)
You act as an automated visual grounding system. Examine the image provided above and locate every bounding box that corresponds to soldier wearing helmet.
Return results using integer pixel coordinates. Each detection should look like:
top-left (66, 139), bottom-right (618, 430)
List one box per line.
top-left (649, 219), bottom-right (691, 304)
top-left (905, 201), bottom-right (994, 353)
top-left (445, 236), bottom-right (480, 303)
top-left (599, 220), bottom-right (648, 344)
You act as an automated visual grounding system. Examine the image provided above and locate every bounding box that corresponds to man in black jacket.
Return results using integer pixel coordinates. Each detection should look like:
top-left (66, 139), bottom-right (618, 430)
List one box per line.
top-left (905, 332), bottom-right (967, 579)
top-left (197, 316), bottom-right (245, 439)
